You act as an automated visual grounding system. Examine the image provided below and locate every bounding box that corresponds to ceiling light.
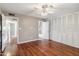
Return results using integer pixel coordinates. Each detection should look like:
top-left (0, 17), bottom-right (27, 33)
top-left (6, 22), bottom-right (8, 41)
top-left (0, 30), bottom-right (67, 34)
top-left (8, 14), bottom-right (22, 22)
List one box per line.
top-left (34, 4), bottom-right (54, 16)
top-left (41, 11), bottom-right (48, 16)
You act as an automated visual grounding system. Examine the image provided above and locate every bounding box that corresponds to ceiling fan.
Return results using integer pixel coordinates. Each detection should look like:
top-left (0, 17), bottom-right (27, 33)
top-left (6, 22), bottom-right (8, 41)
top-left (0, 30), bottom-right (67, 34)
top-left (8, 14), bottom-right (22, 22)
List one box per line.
top-left (33, 4), bottom-right (54, 16)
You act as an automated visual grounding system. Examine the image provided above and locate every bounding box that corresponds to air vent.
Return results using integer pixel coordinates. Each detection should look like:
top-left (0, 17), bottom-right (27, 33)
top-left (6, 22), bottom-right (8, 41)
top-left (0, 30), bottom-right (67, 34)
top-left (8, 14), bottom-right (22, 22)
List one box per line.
top-left (8, 13), bottom-right (15, 16)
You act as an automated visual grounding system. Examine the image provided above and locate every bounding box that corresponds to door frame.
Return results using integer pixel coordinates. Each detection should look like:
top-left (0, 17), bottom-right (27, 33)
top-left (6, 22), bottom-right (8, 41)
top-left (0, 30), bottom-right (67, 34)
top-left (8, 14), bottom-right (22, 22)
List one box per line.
top-left (6, 20), bottom-right (17, 43)
top-left (38, 20), bottom-right (50, 39)
top-left (6, 16), bottom-right (19, 44)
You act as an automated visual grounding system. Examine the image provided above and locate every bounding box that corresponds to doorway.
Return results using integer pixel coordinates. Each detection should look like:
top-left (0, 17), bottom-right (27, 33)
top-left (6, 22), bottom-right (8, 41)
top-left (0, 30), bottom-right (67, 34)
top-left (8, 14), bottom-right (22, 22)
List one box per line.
top-left (6, 19), bottom-right (17, 44)
top-left (38, 20), bottom-right (49, 39)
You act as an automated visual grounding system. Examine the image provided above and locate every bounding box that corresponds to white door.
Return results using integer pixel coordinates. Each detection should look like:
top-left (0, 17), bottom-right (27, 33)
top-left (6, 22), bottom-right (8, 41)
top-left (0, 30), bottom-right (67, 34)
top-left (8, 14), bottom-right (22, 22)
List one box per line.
top-left (38, 20), bottom-right (49, 39)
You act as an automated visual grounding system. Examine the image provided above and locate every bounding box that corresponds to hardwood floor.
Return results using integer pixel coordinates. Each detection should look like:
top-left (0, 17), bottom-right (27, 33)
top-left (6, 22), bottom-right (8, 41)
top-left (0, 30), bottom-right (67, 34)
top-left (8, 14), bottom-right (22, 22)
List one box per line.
top-left (16, 40), bottom-right (79, 56)
top-left (2, 37), bottom-right (17, 56)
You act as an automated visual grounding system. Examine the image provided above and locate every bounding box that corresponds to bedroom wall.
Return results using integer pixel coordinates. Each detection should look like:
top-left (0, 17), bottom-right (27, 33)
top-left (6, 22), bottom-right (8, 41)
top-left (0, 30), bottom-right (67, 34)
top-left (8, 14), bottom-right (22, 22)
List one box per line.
top-left (0, 9), bottom-right (1, 14)
top-left (18, 16), bottom-right (40, 43)
top-left (50, 11), bottom-right (79, 48)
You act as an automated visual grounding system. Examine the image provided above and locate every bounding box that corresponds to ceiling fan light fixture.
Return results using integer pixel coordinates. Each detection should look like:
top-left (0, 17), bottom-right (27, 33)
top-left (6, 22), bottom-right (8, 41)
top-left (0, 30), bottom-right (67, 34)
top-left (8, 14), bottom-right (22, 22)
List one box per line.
top-left (34, 4), bottom-right (54, 16)
top-left (41, 12), bottom-right (48, 16)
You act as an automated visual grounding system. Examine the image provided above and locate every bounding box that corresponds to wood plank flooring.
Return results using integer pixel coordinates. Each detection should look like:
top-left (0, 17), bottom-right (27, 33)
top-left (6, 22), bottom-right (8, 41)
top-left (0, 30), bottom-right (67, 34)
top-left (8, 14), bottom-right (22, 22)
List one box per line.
top-left (16, 40), bottom-right (79, 56)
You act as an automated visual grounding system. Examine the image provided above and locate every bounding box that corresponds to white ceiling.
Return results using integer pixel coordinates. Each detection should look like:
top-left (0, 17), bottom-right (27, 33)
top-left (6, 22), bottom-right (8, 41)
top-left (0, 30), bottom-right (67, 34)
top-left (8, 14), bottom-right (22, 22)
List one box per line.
top-left (0, 3), bottom-right (79, 17)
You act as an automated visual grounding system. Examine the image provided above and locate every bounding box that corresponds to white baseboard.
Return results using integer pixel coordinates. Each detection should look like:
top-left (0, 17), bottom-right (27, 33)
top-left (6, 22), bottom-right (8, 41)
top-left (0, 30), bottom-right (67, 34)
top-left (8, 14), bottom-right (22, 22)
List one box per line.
top-left (51, 39), bottom-right (79, 49)
top-left (17, 39), bottom-right (41, 44)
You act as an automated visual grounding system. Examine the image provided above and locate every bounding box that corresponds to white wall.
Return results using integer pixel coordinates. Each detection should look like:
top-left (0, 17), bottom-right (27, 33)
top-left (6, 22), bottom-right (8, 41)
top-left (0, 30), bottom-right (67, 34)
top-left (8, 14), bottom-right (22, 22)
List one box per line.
top-left (51, 11), bottom-right (79, 48)
top-left (18, 16), bottom-right (40, 43)
top-left (0, 9), bottom-right (1, 14)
